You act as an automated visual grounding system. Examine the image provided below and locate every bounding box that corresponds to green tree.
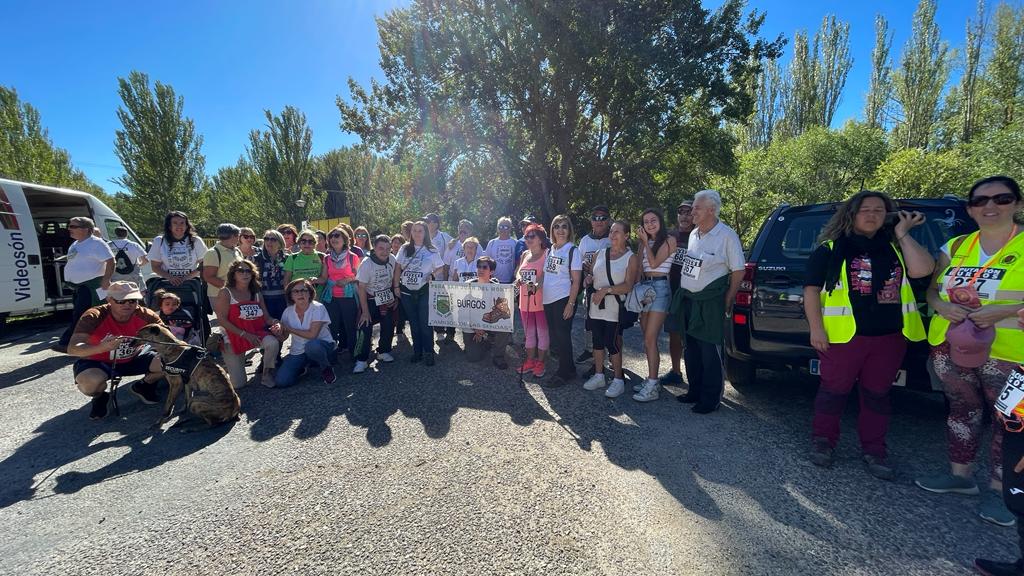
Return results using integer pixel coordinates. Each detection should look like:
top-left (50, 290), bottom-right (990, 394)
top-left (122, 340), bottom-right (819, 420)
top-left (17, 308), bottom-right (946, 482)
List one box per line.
top-left (871, 147), bottom-right (972, 197)
top-left (779, 31), bottom-right (818, 138)
top-left (113, 71), bottom-right (207, 236)
top-left (981, 3), bottom-right (1024, 129)
top-left (206, 158), bottom-right (279, 234)
top-left (891, 0), bottom-right (951, 149)
top-left (0, 86), bottom-right (103, 195)
top-left (339, 0), bottom-right (783, 223)
top-left (247, 106), bottom-right (315, 228)
top-left (815, 15), bottom-right (853, 128)
top-left (864, 15), bottom-right (894, 130)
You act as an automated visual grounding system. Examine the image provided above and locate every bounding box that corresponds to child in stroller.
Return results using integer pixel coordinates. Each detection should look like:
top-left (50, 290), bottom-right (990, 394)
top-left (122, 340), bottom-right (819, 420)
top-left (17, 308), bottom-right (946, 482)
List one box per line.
top-left (146, 278), bottom-right (210, 347)
top-left (153, 289), bottom-right (202, 346)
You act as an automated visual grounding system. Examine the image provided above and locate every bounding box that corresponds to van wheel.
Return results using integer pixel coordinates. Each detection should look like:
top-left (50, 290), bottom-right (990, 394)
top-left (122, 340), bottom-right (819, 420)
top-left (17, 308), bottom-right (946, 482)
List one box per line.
top-left (725, 353), bottom-right (756, 388)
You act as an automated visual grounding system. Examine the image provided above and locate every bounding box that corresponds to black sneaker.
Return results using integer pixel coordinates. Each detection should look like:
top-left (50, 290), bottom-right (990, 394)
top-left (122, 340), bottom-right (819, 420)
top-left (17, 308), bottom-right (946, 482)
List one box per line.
top-left (658, 371), bottom-right (683, 385)
top-left (975, 558), bottom-right (1024, 576)
top-left (89, 392), bottom-right (110, 420)
top-left (862, 454), bottom-right (895, 481)
top-left (676, 394), bottom-right (698, 404)
top-left (130, 379), bottom-right (159, 404)
top-left (575, 350), bottom-right (593, 364)
top-left (691, 404), bottom-right (718, 414)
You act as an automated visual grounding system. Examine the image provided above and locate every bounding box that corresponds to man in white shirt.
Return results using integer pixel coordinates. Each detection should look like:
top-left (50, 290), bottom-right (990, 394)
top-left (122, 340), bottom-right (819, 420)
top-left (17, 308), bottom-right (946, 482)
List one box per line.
top-left (577, 205), bottom-right (612, 369)
top-left (108, 226), bottom-right (148, 290)
top-left (674, 190), bottom-right (745, 415)
top-left (55, 217), bottom-right (115, 352)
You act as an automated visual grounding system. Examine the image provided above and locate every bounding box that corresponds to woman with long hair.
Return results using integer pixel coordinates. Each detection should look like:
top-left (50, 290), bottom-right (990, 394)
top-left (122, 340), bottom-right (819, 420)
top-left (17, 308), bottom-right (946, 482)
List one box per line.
top-left (583, 220), bottom-right (638, 398)
top-left (542, 214), bottom-right (583, 386)
top-left (148, 211), bottom-right (207, 286)
top-left (214, 259), bottom-right (282, 388)
top-left (803, 190), bottom-right (932, 480)
top-left (353, 226), bottom-right (371, 253)
top-left (632, 209), bottom-right (676, 402)
top-left (916, 176), bottom-right (1024, 527)
top-left (517, 223), bottom-right (550, 378)
top-left (238, 227), bottom-right (257, 260)
top-left (393, 221), bottom-right (445, 365)
top-left (254, 229), bottom-right (288, 320)
top-left (323, 227), bottom-right (361, 362)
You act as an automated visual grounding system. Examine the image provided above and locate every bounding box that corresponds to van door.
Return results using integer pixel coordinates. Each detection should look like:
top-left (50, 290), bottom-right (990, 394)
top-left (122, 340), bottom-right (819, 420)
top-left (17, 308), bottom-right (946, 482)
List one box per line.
top-left (0, 183), bottom-right (45, 313)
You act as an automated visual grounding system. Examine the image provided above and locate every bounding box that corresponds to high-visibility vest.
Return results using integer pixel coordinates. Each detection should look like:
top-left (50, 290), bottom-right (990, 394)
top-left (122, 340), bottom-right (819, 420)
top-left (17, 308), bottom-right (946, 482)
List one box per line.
top-left (819, 241), bottom-right (926, 344)
top-left (928, 231), bottom-right (1024, 362)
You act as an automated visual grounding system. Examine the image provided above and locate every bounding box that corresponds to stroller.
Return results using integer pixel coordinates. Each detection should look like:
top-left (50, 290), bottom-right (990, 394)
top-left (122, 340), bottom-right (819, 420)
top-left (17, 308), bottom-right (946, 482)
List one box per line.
top-left (145, 277), bottom-right (211, 345)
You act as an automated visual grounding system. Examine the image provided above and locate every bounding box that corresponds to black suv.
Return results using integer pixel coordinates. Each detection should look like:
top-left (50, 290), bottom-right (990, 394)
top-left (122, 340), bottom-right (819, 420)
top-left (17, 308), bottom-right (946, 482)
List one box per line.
top-left (725, 197), bottom-right (976, 391)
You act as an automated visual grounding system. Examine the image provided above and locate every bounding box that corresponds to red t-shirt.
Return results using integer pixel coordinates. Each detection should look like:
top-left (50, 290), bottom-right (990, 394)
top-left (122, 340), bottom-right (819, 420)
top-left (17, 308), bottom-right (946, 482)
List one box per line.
top-left (73, 305), bottom-right (162, 363)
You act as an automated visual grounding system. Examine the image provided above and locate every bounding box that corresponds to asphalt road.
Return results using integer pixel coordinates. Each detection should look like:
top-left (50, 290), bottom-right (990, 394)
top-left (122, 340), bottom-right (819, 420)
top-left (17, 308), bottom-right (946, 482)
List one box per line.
top-left (0, 312), bottom-right (1008, 575)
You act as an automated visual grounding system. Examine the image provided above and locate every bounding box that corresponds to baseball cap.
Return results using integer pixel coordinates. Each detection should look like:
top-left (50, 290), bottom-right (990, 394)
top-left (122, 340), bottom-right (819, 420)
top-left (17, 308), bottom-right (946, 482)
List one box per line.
top-left (677, 200), bottom-right (694, 211)
top-left (590, 205), bottom-right (610, 215)
top-left (520, 215), bottom-right (537, 224)
top-left (946, 319), bottom-right (996, 368)
top-left (107, 281), bottom-right (144, 301)
top-left (422, 213), bottom-right (441, 224)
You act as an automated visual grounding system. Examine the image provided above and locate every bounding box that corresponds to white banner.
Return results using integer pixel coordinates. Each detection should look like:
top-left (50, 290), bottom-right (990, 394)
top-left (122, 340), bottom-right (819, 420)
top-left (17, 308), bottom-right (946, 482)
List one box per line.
top-left (427, 281), bottom-right (515, 333)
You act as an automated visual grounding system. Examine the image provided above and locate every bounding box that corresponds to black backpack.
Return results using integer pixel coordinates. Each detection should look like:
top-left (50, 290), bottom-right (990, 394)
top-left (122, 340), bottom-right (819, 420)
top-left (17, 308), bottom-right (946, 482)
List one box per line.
top-left (112, 241), bottom-right (135, 275)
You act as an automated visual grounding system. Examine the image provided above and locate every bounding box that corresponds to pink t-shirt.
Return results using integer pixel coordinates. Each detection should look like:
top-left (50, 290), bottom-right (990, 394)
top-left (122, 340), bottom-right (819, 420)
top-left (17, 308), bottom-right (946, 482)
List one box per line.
top-left (518, 250), bottom-right (546, 313)
top-left (325, 251), bottom-right (360, 297)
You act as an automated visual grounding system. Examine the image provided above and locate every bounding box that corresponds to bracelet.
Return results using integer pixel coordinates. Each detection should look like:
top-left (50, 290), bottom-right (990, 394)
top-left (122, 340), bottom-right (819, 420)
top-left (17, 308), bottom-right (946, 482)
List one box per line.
top-left (897, 233), bottom-right (907, 241)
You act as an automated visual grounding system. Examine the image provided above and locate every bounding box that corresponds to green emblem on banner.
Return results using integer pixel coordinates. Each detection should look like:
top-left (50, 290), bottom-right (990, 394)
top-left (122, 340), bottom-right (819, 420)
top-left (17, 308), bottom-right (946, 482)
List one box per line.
top-left (435, 292), bottom-right (452, 317)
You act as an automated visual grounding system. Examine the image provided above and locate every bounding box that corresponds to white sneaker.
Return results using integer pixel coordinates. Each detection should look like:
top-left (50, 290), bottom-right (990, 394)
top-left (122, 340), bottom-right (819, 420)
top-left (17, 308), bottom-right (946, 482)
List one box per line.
top-left (378, 352), bottom-right (395, 363)
top-left (353, 361), bottom-right (368, 374)
top-left (632, 379), bottom-right (660, 402)
top-left (583, 372), bottom-right (607, 390)
top-left (632, 381), bottom-right (644, 392)
top-left (605, 378), bottom-right (625, 398)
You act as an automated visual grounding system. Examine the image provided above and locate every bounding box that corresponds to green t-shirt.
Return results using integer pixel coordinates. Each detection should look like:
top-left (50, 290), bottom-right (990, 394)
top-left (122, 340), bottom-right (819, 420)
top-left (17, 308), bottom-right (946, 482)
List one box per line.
top-left (285, 251), bottom-right (324, 281)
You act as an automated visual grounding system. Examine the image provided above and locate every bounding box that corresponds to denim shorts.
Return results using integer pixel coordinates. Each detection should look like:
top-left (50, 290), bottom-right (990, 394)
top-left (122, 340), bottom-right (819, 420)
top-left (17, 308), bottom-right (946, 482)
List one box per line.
top-left (641, 277), bottom-right (671, 313)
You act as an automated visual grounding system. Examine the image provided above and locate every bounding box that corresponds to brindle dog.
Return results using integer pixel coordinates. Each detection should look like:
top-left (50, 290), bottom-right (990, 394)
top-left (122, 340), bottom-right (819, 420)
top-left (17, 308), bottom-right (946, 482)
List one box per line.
top-left (136, 324), bottom-right (240, 430)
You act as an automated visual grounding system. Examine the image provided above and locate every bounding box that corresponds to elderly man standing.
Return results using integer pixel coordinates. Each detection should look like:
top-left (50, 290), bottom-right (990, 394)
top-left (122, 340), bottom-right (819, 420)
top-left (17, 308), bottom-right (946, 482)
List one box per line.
top-left (669, 190), bottom-right (745, 414)
top-left (54, 217), bottom-right (115, 353)
top-left (202, 223), bottom-right (244, 304)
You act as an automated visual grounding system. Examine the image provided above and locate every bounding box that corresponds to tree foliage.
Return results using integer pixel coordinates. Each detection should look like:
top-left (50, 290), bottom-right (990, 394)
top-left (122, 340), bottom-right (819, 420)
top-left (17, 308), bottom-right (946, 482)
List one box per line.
top-left (891, 0), bottom-right (950, 149)
top-left (247, 106), bottom-right (315, 228)
top-left (114, 71), bottom-right (207, 236)
top-left (340, 0), bottom-right (783, 223)
top-left (864, 15), bottom-right (894, 130)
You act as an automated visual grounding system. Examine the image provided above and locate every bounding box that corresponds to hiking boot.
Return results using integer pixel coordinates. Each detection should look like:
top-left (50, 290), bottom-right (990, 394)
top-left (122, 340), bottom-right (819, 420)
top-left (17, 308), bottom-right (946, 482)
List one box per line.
top-left (130, 379), bottom-right (159, 404)
top-left (974, 558), bottom-right (1024, 576)
top-left (979, 490), bottom-right (1017, 527)
top-left (605, 378), bottom-right (625, 398)
top-left (659, 371), bottom-right (683, 385)
top-left (582, 372), bottom-right (607, 391)
top-left (482, 297), bottom-right (511, 323)
top-left (914, 473), bottom-right (980, 495)
top-left (89, 392), bottom-right (110, 420)
top-left (575, 350), bottom-right (593, 364)
top-left (632, 379), bottom-right (660, 402)
top-left (862, 454), bottom-right (895, 481)
top-left (809, 437), bottom-right (834, 468)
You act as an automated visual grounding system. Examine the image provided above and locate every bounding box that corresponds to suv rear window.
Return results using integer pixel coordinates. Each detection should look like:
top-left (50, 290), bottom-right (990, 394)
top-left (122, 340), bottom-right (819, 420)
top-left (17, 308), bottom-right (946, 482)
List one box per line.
top-left (759, 205), bottom-right (973, 263)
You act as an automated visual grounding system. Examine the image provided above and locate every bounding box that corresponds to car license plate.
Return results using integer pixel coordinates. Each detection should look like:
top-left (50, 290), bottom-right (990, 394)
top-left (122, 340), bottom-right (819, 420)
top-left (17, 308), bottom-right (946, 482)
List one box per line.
top-left (809, 359), bottom-right (820, 375)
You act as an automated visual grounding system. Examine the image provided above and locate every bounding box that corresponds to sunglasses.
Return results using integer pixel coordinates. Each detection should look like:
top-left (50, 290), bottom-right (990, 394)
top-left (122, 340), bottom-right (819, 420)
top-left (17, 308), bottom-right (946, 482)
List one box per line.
top-left (283, 231), bottom-right (296, 237)
top-left (290, 288), bottom-right (310, 295)
top-left (113, 298), bottom-right (139, 305)
top-left (525, 233), bottom-right (539, 240)
top-left (499, 225), bottom-right (511, 230)
top-left (236, 269), bottom-right (253, 274)
top-left (263, 236), bottom-right (277, 242)
top-left (590, 215), bottom-right (609, 222)
top-left (68, 224), bottom-right (86, 229)
top-left (553, 224), bottom-right (570, 230)
top-left (328, 233), bottom-right (342, 239)
top-left (968, 192), bottom-right (1018, 208)
top-left (299, 239), bottom-right (316, 245)
top-left (356, 234), bottom-right (368, 238)
top-left (241, 234), bottom-right (255, 240)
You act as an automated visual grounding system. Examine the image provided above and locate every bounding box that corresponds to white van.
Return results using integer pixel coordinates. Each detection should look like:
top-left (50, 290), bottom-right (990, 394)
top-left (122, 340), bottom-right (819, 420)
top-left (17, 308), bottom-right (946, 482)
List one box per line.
top-left (0, 178), bottom-right (151, 328)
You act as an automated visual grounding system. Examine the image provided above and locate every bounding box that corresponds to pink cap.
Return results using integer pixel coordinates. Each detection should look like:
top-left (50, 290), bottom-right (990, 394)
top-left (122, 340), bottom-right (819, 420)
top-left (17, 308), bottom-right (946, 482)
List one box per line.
top-left (946, 319), bottom-right (996, 368)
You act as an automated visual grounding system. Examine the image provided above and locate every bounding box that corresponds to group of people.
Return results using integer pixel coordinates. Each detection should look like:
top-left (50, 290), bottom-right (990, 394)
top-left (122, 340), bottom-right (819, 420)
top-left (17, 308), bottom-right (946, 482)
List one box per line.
top-left (52, 176), bottom-right (1024, 575)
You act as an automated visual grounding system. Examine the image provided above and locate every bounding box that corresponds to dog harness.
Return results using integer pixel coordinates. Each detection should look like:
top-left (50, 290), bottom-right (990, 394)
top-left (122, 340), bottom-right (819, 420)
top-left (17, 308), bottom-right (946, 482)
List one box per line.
top-left (161, 347), bottom-right (208, 384)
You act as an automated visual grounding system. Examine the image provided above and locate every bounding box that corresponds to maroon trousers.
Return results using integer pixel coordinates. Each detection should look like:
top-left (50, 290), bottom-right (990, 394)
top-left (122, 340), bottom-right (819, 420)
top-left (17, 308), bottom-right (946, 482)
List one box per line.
top-left (812, 332), bottom-right (907, 458)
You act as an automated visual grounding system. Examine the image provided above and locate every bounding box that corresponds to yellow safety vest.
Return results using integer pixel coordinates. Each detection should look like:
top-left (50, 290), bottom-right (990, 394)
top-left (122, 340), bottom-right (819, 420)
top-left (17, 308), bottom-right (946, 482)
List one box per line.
top-left (819, 241), bottom-right (926, 344)
top-left (927, 231), bottom-right (1024, 362)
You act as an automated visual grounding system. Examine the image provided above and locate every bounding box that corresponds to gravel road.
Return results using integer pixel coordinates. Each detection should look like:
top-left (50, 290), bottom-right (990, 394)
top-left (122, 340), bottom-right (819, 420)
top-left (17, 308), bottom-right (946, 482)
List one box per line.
top-left (0, 313), bottom-right (1007, 575)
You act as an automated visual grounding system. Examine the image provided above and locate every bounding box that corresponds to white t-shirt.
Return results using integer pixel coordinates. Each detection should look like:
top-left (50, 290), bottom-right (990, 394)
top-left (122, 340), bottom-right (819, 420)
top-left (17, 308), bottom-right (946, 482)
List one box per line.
top-left (485, 237), bottom-right (518, 283)
top-left (148, 235), bottom-right (208, 277)
top-left (578, 234), bottom-right (611, 273)
top-left (679, 221), bottom-right (745, 293)
top-left (542, 242), bottom-right (583, 304)
top-left (451, 257), bottom-right (479, 281)
top-left (431, 230), bottom-right (452, 262)
top-left (443, 238), bottom-right (465, 268)
top-left (356, 254), bottom-right (398, 306)
top-left (589, 248), bottom-right (634, 322)
top-left (64, 235), bottom-right (114, 284)
top-left (108, 239), bottom-right (147, 285)
top-left (397, 245), bottom-right (445, 291)
top-left (282, 301), bottom-right (333, 356)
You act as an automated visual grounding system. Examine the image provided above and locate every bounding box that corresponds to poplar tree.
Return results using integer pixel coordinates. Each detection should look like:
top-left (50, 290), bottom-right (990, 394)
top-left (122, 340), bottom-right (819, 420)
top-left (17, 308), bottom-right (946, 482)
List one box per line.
top-left (864, 15), bottom-right (893, 130)
top-left (891, 0), bottom-right (951, 149)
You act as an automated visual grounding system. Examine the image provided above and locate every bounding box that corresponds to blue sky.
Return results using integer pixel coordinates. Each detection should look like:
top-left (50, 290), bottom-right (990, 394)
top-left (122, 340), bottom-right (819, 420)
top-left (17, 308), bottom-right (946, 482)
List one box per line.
top-left (1, 0), bottom-right (996, 194)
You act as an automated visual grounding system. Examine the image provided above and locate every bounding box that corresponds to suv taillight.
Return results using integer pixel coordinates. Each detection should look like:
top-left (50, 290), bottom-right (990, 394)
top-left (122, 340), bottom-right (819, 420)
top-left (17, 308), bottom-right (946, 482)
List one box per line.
top-left (735, 262), bottom-right (755, 307)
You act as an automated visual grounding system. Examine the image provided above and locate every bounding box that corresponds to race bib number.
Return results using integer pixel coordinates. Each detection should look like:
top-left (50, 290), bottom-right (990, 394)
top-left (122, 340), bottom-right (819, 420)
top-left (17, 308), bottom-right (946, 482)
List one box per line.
top-left (401, 270), bottom-right (424, 289)
top-left (459, 271), bottom-right (478, 281)
top-left (945, 267), bottom-right (1005, 300)
top-left (238, 304), bottom-right (263, 321)
top-left (520, 269), bottom-right (537, 284)
top-left (546, 255), bottom-right (564, 274)
top-left (374, 288), bottom-right (395, 306)
top-left (169, 269), bottom-right (192, 277)
top-left (113, 338), bottom-right (136, 360)
top-left (680, 254), bottom-right (703, 280)
top-left (671, 247), bottom-right (689, 266)
top-left (996, 369), bottom-right (1024, 417)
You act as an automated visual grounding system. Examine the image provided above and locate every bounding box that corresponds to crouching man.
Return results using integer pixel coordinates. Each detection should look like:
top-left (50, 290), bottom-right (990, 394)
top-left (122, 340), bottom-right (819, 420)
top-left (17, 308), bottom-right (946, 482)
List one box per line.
top-left (463, 256), bottom-right (511, 370)
top-left (68, 281), bottom-right (164, 420)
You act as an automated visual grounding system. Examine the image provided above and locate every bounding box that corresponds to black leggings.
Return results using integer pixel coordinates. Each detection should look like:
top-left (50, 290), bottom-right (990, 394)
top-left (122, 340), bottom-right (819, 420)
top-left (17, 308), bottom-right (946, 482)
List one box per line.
top-left (590, 318), bottom-right (621, 356)
top-left (543, 296), bottom-right (576, 379)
